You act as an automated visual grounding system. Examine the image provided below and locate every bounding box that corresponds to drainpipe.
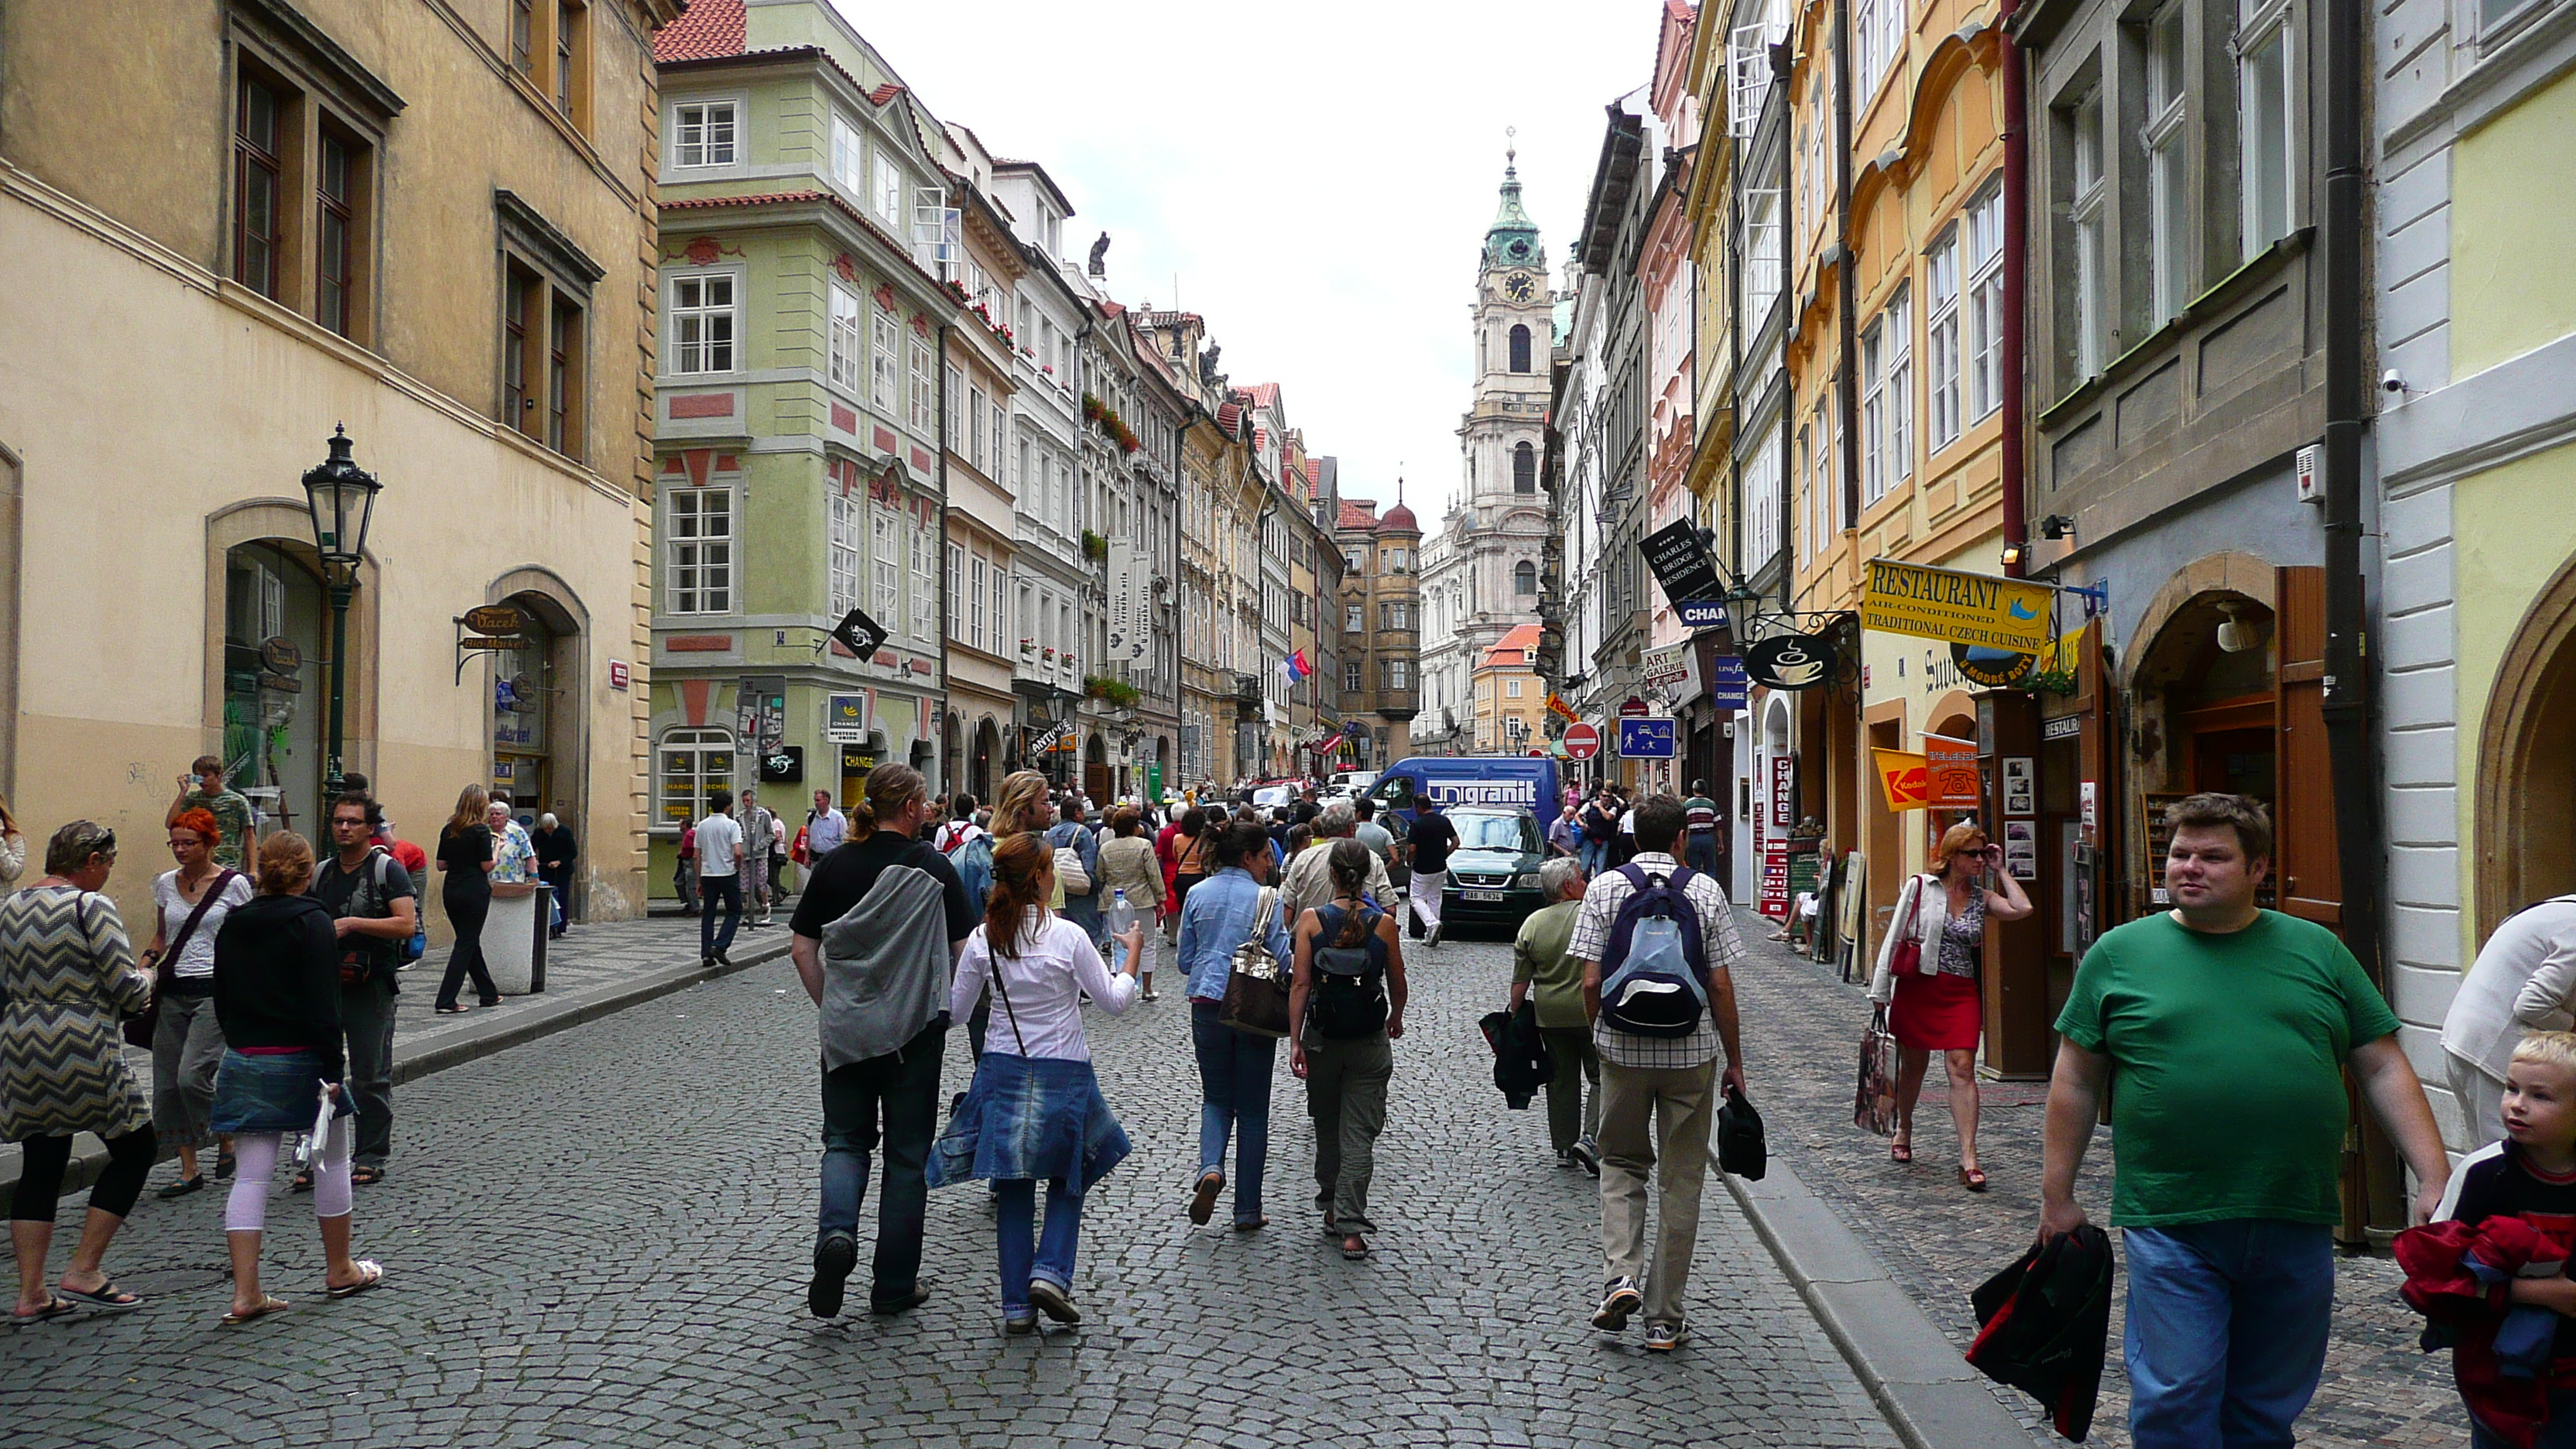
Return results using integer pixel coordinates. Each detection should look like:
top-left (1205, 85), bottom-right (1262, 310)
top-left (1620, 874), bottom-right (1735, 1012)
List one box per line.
top-left (1834, 0), bottom-right (1862, 535)
top-left (2322, 0), bottom-right (2399, 1229)
top-left (936, 323), bottom-right (952, 790)
top-left (1998, 0), bottom-right (2030, 579)
top-left (1775, 35), bottom-right (1797, 615)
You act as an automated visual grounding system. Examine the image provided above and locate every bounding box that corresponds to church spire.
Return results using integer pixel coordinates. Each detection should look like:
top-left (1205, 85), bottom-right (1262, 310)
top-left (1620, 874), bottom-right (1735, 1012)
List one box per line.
top-left (1482, 132), bottom-right (1543, 272)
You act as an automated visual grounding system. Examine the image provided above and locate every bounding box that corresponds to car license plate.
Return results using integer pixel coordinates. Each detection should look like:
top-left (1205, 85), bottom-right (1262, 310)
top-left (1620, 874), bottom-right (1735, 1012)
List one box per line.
top-left (1464, 889), bottom-right (1506, 902)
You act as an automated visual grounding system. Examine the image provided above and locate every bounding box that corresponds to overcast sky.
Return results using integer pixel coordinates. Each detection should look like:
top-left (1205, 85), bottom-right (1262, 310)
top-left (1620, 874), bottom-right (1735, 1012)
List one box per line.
top-left (834, 0), bottom-right (1673, 522)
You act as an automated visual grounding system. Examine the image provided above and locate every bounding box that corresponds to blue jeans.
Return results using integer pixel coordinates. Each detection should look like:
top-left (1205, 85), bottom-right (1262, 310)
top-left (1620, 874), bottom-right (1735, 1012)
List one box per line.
top-left (2472, 1389), bottom-right (2576, 1448)
top-left (1686, 831), bottom-right (1718, 875)
top-left (699, 873), bottom-right (742, 960)
top-left (2123, 1218), bottom-right (2334, 1449)
top-left (1190, 999), bottom-right (1277, 1224)
top-left (1579, 838), bottom-right (1609, 876)
top-left (818, 1024), bottom-right (945, 1304)
top-left (993, 1177), bottom-right (1083, 1317)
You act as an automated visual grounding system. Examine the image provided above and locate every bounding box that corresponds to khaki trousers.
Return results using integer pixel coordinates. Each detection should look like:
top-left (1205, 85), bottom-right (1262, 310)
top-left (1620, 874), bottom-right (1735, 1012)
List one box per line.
top-left (1598, 1056), bottom-right (1717, 1327)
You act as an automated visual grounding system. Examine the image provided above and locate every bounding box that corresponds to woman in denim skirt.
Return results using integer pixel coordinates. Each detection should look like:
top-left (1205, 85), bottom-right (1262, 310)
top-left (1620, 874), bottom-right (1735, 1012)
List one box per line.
top-left (933, 832), bottom-right (1146, 1334)
top-left (208, 832), bottom-right (382, 1326)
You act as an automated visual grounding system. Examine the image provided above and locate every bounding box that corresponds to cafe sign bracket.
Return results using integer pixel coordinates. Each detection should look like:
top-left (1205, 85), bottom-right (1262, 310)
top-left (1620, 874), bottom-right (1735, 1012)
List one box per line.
top-left (454, 605), bottom-right (526, 684)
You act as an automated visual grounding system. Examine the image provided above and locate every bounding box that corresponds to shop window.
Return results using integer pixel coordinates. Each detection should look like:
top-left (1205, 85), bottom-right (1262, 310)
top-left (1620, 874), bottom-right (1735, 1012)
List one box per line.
top-left (658, 727), bottom-right (734, 827)
top-left (223, 541), bottom-right (326, 838)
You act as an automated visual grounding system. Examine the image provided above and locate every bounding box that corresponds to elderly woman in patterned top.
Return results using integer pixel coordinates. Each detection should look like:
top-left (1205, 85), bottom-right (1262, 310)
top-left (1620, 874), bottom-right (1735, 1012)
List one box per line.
top-left (4, 820), bottom-right (157, 1324)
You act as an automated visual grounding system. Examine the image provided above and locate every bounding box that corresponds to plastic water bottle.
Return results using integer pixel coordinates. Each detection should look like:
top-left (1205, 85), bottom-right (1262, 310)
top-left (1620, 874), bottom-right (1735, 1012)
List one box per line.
top-left (1106, 889), bottom-right (1136, 939)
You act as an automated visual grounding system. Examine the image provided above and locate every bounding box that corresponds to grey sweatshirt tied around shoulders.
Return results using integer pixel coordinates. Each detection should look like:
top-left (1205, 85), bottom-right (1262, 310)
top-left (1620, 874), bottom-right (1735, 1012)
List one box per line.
top-left (817, 864), bottom-right (954, 1069)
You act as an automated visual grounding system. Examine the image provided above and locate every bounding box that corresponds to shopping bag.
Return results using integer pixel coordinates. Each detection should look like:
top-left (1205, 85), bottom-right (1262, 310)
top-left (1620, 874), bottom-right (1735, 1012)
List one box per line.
top-left (1854, 1006), bottom-right (1899, 1136)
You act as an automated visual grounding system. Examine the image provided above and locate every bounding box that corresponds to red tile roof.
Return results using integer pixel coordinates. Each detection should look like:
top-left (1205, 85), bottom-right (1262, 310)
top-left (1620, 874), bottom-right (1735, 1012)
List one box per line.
top-left (1380, 502), bottom-right (1419, 533)
top-left (1244, 382), bottom-right (1280, 409)
top-left (653, 0), bottom-right (744, 62)
top-left (1482, 623), bottom-right (1543, 669)
top-left (1338, 499), bottom-right (1379, 530)
top-left (662, 189), bottom-right (834, 210)
top-left (868, 82), bottom-right (903, 106)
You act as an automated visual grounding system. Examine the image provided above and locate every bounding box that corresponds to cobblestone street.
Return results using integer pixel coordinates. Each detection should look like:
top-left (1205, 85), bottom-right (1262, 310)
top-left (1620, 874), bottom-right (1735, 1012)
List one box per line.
top-left (3, 923), bottom-right (1902, 1448)
top-left (1726, 909), bottom-right (2468, 1448)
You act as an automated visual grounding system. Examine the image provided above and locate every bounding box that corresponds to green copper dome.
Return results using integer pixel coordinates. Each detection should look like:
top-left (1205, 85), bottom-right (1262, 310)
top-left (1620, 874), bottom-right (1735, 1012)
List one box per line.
top-left (1483, 154), bottom-right (1544, 272)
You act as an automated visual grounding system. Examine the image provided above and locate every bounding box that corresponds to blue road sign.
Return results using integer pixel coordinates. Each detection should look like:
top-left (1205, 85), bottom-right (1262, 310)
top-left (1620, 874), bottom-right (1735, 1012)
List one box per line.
top-left (1677, 600), bottom-right (1730, 627)
top-left (1711, 656), bottom-right (1749, 710)
top-left (1618, 718), bottom-right (1677, 759)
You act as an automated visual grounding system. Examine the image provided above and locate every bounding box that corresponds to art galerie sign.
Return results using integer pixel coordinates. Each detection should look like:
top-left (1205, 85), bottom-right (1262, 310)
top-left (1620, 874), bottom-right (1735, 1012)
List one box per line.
top-left (1859, 559), bottom-right (2054, 654)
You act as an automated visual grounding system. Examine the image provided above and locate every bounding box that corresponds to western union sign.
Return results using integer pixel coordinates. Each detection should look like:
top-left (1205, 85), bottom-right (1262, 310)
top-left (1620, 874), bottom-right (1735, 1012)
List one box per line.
top-left (1860, 559), bottom-right (2054, 653)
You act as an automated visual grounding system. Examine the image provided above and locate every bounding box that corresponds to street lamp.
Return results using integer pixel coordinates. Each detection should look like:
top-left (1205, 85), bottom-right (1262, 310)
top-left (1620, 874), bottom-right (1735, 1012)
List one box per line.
top-left (301, 424), bottom-right (382, 806)
top-left (1721, 583), bottom-right (1769, 643)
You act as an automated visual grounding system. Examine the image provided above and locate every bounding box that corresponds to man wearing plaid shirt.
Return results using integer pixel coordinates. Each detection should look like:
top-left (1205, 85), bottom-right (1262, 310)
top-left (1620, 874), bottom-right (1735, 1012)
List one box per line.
top-left (1571, 794), bottom-right (1747, 1351)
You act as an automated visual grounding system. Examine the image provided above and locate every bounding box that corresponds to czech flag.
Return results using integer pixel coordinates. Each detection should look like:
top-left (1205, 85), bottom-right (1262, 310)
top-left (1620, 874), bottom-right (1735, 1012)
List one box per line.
top-left (1285, 649), bottom-right (1311, 683)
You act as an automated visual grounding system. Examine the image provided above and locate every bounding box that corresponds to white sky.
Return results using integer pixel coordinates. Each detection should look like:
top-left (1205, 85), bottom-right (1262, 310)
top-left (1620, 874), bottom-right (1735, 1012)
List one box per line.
top-left (834, 0), bottom-right (1674, 522)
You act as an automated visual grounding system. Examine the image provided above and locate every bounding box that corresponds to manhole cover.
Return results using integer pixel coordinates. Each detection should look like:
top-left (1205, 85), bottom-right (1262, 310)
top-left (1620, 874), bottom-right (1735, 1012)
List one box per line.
top-left (114, 1266), bottom-right (228, 1294)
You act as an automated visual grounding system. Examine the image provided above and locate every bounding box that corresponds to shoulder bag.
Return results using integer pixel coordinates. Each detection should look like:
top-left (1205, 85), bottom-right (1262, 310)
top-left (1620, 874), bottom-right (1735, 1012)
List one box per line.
top-left (1886, 875), bottom-right (1929, 978)
top-left (125, 870), bottom-right (238, 1049)
top-left (1219, 886), bottom-right (1291, 1038)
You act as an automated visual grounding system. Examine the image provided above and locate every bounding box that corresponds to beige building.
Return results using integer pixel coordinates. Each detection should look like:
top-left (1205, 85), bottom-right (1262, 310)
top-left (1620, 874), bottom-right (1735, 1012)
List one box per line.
top-left (1471, 622), bottom-right (1547, 754)
top-left (0, 0), bottom-right (678, 932)
top-left (1333, 495), bottom-right (1420, 767)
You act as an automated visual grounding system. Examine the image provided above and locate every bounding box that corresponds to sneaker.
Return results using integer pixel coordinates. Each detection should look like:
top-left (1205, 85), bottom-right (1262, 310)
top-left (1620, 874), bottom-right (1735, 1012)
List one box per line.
top-left (1568, 1137), bottom-right (1601, 1177)
top-left (1026, 1278), bottom-right (1081, 1324)
top-left (1644, 1321), bottom-right (1692, 1351)
top-left (1003, 1313), bottom-right (1039, 1335)
top-left (808, 1231), bottom-right (858, 1318)
top-left (1425, 921), bottom-right (1444, 948)
top-left (869, 1283), bottom-right (932, 1315)
top-left (1592, 1277), bottom-right (1643, 1331)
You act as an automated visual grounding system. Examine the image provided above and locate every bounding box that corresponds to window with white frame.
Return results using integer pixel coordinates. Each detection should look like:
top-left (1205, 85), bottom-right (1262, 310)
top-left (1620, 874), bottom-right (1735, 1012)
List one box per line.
top-left (1862, 320), bottom-right (1889, 505)
top-left (1745, 432), bottom-right (1782, 566)
top-left (969, 554), bottom-right (988, 651)
top-left (2144, 5), bottom-right (2189, 320)
top-left (669, 273), bottom-right (736, 375)
top-left (872, 506), bottom-right (899, 622)
top-left (2071, 91), bottom-right (2108, 377)
top-left (1883, 285), bottom-right (1913, 492)
top-left (968, 386), bottom-right (988, 471)
top-left (909, 338), bottom-right (935, 433)
top-left (2239, 0), bottom-right (2294, 259)
top-left (830, 114), bottom-right (862, 195)
top-left (943, 363), bottom-right (963, 446)
top-left (672, 101), bottom-right (735, 168)
top-left (1387, 658), bottom-right (1410, 690)
top-left (664, 485), bottom-right (732, 613)
top-left (909, 516), bottom-right (935, 635)
top-left (871, 310), bottom-right (899, 412)
top-left (873, 147), bottom-right (904, 225)
top-left (912, 186), bottom-right (958, 283)
top-left (1344, 659), bottom-right (1364, 691)
top-left (827, 284), bottom-right (862, 393)
top-left (657, 727), bottom-right (734, 827)
top-left (1742, 190), bottom-right (1782, 317)
top-left (827, 490), bottom-right (862, 617)
top-left (989, 564), bottom-right (1005, 659)
top-left (1345, 601), bottom-right (1362, 632)
top-left (1926, 227), bottom-right (1961, 449)
top-left (946, 542), bottom-right (963, 640)
top-left (1857, 0), bottom-right (1883, 95)
top-left (1817, 389), bottom-right (1838, 538)
top-left (1795, 424), bottom-right (1814, 566)
top-left (1966, 186), bottom-right (2005, 422)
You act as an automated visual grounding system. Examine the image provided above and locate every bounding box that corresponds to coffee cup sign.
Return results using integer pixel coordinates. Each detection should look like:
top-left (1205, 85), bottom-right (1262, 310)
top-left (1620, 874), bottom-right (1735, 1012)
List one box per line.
top-left (1744, 633), bottom-right (1841, 690)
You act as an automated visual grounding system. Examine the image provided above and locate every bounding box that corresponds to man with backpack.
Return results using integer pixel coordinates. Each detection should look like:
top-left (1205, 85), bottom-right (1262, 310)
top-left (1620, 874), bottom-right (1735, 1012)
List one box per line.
top-left (1569, 793), bottom-right (1747, 1353)
top-left (307, 792), bottom-right (418, 1187)
top-left (789, 763), bottom-right (977, 1320)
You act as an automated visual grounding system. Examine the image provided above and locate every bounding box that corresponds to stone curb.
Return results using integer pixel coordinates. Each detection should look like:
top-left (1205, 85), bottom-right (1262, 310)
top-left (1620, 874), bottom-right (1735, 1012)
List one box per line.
top-left (1723, 1156), bottom-right (2040, 1449)
top-left (0, 937), bottom-right (796, 1204)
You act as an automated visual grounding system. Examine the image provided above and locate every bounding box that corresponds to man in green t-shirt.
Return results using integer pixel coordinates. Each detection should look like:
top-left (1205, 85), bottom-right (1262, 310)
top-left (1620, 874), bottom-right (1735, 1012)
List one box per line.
top-left (1510, 858), bottom-right (1598, 1173)
top-left (166, 754), bottom-right (255, 868)
top-left (2039, 793), bottom-right (2448, 1449)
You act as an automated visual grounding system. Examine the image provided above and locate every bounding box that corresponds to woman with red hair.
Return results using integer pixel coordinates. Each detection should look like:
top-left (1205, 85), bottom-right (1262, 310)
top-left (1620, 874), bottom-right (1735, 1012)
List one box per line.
top-left (1868, 822), bottom-right (2034, 1191)
top-left (145, 807), bottom-right (252, 1195)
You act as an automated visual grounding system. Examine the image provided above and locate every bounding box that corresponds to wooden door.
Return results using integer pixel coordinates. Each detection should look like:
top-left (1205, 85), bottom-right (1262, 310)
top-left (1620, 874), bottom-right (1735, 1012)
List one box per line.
top-left (2273, 567), bottom-right (2341, 930)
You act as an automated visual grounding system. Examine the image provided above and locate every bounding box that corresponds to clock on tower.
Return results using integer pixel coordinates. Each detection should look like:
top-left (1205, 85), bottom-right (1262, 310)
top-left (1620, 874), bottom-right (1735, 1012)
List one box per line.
top-left (1503, 272), bottom-right (1536, 303)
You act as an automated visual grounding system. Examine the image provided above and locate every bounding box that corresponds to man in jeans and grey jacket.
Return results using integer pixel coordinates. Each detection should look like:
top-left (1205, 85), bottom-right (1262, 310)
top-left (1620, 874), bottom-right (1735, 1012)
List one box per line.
top-left (789, 763), bottom-right (976, 1319)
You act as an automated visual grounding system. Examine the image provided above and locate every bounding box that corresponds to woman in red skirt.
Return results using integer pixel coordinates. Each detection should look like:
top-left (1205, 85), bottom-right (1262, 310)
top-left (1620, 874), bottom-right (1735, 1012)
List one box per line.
top-left (1867, 824), bottom-right (2034, 1190)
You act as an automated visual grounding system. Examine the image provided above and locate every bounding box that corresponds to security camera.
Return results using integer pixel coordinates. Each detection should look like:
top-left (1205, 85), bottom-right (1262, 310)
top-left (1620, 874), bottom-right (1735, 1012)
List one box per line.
top-left (2382, 369), bottom-right (2406, 393)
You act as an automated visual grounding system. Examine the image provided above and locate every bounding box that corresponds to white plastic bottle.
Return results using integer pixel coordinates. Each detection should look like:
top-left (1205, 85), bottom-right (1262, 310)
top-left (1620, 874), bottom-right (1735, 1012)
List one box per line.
top-left (1105, 888), bottom-right (1136, 939)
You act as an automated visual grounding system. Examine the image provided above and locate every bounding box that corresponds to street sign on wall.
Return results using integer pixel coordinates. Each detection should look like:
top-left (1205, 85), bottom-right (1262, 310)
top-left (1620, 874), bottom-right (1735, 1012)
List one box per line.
top-left (1617, 718), bottom-right (1676, 759)
top-left (1711, 655), bottom-right (1749, 710)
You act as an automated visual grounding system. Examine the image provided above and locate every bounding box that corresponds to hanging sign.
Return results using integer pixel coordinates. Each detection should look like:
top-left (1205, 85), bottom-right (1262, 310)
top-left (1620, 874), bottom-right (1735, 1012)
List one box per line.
top-left (1619, 696), bottom-right (1653, 719)
top-left (1951, 642), bottom-right (2036, 689)
top-left (1711, 655), bottom-right (1749, 710)
top-left (1860, 558), bottom-right (2054, 653)
top-left (1642, 642), bottom-right (1691, 694)
top-left (259, 637), bottom-right (303, 674)
top-left (1873, 749), bottom-right (1931, 810)
top-left (1639, 519), bottom-right (1728, 614)
top-left (1923, 734), bottom-right (1982, 809)
top-left (1546, 692), bottom-right (1581, 724)
top-left (1743, 633), bottom-right (1841, 690)
top-left (463, 605), bottom-right (525, 639)
top-left (1105, 540), bottom-right (1149, 663)
top-left (830, 608), bottom-right (888, 659)
top-left (825, 694), bottom-right (868, 744)
top-left (759, 745), bottom-right (804, 783)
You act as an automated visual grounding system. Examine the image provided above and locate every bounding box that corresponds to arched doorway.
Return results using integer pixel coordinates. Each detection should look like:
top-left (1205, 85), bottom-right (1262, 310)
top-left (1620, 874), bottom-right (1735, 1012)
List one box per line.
top-left (1156, 734), bottom-right (1172, 803)
top-left (2478, 553), bottom-right (2576, 938)
top-left (221, 538), bottom-right (331, 839)
top-left (971, 716), bottom-right (999, 800)
top-left (2127, 587), bottom-right (2280, 911)
top-left (1084, 731), bottom-right (1109, 805)
top-left (941, 710), bottom-right (963, 803)
top-left (485, 577), bottom-right (587, 838)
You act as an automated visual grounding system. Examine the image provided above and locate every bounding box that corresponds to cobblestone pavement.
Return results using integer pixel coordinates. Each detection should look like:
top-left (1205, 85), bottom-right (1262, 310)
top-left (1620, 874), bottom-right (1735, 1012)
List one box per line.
top-left (3, 923), bottom-right (1903, 1448)
top-left (1728, 908), bottom-right (2468, 1448)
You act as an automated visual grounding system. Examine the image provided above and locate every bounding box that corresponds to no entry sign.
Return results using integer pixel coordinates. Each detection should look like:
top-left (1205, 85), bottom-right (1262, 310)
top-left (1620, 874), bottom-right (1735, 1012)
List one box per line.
top-left (1562, 722), bottom-right (1601, 760)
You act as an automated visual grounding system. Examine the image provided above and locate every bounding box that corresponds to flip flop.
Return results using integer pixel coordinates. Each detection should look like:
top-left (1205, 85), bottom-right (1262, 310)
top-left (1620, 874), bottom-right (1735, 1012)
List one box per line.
top-left (220, 1296), bottom-right (291, 1327)
top-left (1960, 1167), bottom-right (1989, 1193)
top-left (1890, 1142), bottom-right (1913, 1163)
top-left (11, 1297), bottom-right (76, 1327)
top-left (57, 1282), bottom-right (142, 1312)
top-left (326, 1261), bottom-right (384, 1299)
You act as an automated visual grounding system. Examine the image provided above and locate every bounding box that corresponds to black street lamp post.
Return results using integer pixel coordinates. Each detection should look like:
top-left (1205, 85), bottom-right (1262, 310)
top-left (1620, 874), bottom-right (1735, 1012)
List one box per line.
top-left (301, 425), bottom-right (382, 811)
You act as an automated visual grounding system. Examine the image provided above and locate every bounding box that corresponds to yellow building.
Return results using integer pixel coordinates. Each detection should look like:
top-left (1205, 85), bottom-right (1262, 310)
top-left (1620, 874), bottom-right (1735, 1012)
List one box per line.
top-left (1472, 623), bottom-right (1547, 754)
top-left (0, 0), bottom-right (677, 931)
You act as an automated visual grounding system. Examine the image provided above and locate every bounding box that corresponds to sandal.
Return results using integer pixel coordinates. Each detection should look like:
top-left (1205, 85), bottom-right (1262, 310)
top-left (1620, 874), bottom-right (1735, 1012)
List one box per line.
top-left (220, 1295), bottom-right (292, 1327)
top-left (433, 1004), bottom-right (468, 1015)
top-left (11, 1297), bottom-right (76, 1327)
top-left (326, 1261), bottom-right (384, 1299)
top-left (215, 1146), bottom-right (237, 1180)
top-left (350, 1164), bottom-right (384, 1187)
top-left (1959, 1166), bottom-right (1989, 1193)
top-left (1340, 1233), bottom-right (1370, 1260)
top-left (1890, 1141), bottom-right (1913, 1163)
top-left (1188, 1171), bottom-right (1224, 1226)
top-left (291, 1167), bottom-right (314, 1194)
top-left (156, 1173), bottom-right (207, 1198)
top-left (57, 1282), bottom-right (142, 1312)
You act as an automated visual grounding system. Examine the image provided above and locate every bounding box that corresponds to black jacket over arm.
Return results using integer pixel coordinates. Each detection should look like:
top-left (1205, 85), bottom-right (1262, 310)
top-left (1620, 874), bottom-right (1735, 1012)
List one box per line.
top-left (212, 894), bottom-right (347, 1082)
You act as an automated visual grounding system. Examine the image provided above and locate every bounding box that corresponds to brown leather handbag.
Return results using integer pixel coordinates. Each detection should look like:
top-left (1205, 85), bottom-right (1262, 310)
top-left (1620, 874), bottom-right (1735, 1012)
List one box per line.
top-left (1218, 886), bottom-right (1292, 1038)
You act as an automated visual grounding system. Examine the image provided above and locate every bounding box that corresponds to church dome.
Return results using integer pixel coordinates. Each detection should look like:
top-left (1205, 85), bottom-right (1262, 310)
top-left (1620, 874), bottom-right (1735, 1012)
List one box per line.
top-left (1381, 501), bottom-right (1419, 533)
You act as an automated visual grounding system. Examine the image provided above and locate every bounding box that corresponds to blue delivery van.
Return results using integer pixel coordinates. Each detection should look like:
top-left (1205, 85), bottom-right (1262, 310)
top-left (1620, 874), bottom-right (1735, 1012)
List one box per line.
top-left (1362, 756), bottom-right (1564, 837)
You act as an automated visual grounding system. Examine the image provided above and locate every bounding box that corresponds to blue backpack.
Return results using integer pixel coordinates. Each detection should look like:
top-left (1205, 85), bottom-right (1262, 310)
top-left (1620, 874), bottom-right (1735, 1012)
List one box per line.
top-left (1597, 864), bottom-right (1709, 1038)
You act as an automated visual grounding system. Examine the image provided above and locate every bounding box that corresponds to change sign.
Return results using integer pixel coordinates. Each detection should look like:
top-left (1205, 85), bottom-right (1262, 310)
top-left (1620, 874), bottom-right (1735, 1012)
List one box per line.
top-left (1860, 558), bottom-right (2054, 654)
top-left (1639, 519), bottom-right (1727, 615)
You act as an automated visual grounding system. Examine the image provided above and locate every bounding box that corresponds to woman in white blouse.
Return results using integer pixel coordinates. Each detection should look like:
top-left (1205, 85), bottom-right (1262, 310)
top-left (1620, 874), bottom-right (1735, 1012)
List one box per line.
top-left (941, 832), bottom-right (1146, 1334)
